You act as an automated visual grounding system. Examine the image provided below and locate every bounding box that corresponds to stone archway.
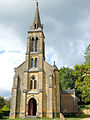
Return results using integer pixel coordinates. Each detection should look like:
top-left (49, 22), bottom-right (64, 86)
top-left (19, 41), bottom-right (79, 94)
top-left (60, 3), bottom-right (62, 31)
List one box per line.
top-left (28, 98), bottom-right (37, 116)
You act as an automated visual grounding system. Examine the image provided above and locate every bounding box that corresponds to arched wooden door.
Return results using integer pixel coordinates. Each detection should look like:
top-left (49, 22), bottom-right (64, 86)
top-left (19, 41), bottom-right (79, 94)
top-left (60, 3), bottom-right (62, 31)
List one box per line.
top-left (28, 98), bottom-right (37, 116)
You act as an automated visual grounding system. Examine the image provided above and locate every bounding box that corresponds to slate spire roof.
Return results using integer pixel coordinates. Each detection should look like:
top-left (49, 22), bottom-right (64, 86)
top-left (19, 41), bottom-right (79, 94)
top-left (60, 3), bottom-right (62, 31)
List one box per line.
top-left (30, 1), bottom-right (43, 30)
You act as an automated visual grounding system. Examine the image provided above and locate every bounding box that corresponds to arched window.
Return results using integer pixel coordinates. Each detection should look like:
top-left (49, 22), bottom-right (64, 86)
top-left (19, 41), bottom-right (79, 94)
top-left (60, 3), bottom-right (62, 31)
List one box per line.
top-left (30, 80), bottom-right (33, 89)
top-left (35, 58), bottom-right (37, 68)
top-left (35, 24), bottom-right (36, 29)
top-left (32, 37), bottom-right (34, 51)
top-left (31, 58), bottom-right (33, 68)
top-left (34, 80), bottom-right (37, 89)
top-left (35, 37), bottom-right (38, 52)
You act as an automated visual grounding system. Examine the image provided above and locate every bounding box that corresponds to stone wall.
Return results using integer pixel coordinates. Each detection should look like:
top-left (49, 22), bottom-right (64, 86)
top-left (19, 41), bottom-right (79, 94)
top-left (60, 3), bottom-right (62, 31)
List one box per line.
top-left (61, 90), bottom-right (78, 114)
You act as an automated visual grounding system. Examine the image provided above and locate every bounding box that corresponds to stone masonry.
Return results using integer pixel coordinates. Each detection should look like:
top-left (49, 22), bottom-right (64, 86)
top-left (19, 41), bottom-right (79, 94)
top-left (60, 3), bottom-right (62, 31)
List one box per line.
top-left (10, 2), bottom-right (60, 119)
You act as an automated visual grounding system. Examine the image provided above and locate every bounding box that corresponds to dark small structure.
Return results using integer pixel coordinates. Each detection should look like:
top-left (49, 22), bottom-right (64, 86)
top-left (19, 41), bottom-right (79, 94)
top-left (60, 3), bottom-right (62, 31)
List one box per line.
top-left (61, 89), bottom-right (78, 115)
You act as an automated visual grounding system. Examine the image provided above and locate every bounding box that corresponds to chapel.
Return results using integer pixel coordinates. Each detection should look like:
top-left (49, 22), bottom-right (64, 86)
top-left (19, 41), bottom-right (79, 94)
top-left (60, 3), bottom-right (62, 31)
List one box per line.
top-left (10, 1), bottom-right (60, 119)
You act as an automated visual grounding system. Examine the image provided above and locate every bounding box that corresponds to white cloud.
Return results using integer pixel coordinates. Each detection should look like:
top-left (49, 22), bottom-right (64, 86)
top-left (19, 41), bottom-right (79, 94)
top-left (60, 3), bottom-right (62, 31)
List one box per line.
top-left (46, 47), bottom-right (64, 68)
top-left (0, 25), bottom-right (25, 96)
top-left (0, 51), bottom-right (25, 90)
top-left (0, 0), bottom-right (90, 97)
top-left (0, 0), bottom-right (34, 13)
top-left (0, 24), bottom-right (25, 51)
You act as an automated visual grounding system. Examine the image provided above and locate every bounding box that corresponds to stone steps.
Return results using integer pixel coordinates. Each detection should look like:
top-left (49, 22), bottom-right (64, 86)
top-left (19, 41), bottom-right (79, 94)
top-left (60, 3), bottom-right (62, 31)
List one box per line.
top-left (24, 116), bottom-right (37, 119)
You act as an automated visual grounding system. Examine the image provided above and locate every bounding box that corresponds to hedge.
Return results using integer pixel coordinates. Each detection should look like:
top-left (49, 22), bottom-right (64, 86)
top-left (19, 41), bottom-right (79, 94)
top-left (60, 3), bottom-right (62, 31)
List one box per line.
top-left (1, 105), bottom-right (10, 116)
top-left (2, 110), bottom-right (10, 116)
top-left (0, 110), bottom-right (4, 119)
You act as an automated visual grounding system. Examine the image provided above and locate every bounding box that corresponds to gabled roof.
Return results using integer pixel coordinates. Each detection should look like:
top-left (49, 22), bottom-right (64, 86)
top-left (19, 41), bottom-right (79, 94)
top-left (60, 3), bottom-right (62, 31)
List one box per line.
top-left (14, 61), bottom-right (26, 69)
top-left (61, 89), bottom-right (75, 94)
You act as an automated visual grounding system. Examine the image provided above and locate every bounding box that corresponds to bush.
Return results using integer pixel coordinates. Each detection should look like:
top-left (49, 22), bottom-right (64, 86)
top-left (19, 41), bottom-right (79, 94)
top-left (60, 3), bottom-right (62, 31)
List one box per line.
top-left (0, 96), bottom-right (5, 110)
top-left (1, 105), bottom-right (10, 116)
top-left (0, 110), bottom-right (4, 119)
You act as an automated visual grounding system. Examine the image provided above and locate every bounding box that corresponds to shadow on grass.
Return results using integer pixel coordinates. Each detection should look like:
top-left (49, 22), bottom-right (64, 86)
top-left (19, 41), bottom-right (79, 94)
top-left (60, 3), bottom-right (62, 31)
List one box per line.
top-left (65, 114), bottom-right (90, 119)
top-left (0, 116), bottom-right (9, 120)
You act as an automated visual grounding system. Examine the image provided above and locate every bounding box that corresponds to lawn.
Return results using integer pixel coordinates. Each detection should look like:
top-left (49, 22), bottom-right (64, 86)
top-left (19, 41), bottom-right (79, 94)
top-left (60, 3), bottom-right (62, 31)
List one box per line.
top-left (0, 115), bottom-right (90, 120)
top-left (0, 117), bottom-right (60, 120)
top-left (66, 115), bottom-right (90, 120)
top-left (79, 105), bottom-right (90, 112)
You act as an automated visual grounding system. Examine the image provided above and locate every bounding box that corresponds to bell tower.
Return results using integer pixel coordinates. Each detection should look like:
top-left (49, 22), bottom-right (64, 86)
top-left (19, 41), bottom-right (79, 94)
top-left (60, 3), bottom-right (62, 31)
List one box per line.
top-left (25, 2), bottom-right (45, 118)
top-left (26, 1), bottom-right (45, 71)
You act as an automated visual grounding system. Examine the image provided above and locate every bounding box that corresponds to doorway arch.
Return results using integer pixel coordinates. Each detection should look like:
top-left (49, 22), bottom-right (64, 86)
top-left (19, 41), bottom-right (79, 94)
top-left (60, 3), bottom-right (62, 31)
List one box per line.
top-left (28, 98), bottom-right (37, 116)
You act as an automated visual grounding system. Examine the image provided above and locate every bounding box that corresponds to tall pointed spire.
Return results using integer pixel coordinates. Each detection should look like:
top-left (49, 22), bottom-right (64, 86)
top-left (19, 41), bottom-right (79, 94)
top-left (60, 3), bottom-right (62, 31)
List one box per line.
top-left (30, 1), bottom-right (43, 30)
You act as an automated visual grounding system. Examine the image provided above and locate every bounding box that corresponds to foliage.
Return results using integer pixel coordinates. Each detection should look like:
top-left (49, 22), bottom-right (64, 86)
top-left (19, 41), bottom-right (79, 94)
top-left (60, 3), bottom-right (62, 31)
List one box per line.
top-left (59, 67), bottom-right (76, 90)
top-left (1, 105), bottom-right (10, 116)
top-left (5, 97), bottom-right (11, 109)
top-left (84, 44), bottom-right (90, 65)
top-left (0, 96), bottom-right (5, 110)
top-left (0, 97), bottom-right (10, 118)
top-left (0, 110), bottom-right (4, 119)
top-left (2, 105), bottom-right (10, 111)
top-left (73, 64), bottom-right (90, 103)
top-left (79, 104), bottom-right (90, 112)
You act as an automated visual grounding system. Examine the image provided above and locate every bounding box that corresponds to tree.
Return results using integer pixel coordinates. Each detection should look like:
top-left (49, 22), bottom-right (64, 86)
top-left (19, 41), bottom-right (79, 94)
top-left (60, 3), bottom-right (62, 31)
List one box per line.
top-left (73, 63), bottom-right (90, 103)
top-left (73, 44), bottom-right (90, 103)
top-left (5, 97), bottom-right (11, 109)
top-left (0, 97), bottom-right (5, 110)
top-left (84, 44), bottom-right (90, 65)
top-left (59, 67), bottom-right (76, 90)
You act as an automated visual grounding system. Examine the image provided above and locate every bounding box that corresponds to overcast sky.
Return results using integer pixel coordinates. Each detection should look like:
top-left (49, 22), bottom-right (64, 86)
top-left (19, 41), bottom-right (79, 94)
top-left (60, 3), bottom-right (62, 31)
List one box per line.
top-left (0, 0), bottom-right (90, 97)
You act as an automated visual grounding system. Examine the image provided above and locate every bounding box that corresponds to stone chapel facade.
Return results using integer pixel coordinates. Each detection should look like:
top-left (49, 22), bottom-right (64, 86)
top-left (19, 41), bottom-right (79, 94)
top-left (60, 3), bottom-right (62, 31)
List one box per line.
top-left (10, 2), bottom-right (60, 119)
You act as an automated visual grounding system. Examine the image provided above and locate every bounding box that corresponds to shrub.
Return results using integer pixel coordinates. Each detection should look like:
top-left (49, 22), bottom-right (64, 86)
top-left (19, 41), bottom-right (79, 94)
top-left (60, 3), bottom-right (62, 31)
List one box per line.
top-left (0, 96), bottom-right (5, 110)
top-left (2, 105), bottom-right (10, 116)
top-left (0, 110), bottom-right (4, 119)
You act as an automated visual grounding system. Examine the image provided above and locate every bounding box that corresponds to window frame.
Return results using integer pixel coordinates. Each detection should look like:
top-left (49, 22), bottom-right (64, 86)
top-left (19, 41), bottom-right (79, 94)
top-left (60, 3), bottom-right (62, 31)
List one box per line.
top-left (35, 58), bottom-right (37, 68)
top-left (32, 37), bottom-right (34, 51)
top-left (34, 80), bottom-right (37, 89)
top-left (30, 80), bottom-right (33, 89)
top-left (31, 58), bottom-right (33, 68)
top-left (35, 37), bottom-right (38, 52)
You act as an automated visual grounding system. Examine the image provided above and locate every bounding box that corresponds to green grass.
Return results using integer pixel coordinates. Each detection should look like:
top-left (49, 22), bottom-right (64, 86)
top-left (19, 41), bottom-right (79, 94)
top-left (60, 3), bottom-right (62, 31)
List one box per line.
top-left (65, 114), bottom-right (90, 120)
top-left (79, 104), bottom-right (90, 112)
top-left (0, 115), bottom-right (90, 120)
top-left (0, 117), bottom-right (60, 120)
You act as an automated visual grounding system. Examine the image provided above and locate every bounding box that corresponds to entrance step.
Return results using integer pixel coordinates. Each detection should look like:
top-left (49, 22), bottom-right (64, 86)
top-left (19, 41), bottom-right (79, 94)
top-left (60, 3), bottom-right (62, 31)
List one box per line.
top-left (24, 116), bottom-right (37, 119)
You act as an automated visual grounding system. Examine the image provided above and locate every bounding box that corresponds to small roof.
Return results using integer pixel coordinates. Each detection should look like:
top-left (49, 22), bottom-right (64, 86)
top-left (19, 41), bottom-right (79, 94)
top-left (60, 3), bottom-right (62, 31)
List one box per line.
top-left (61, 89), bottom-right (75, 94)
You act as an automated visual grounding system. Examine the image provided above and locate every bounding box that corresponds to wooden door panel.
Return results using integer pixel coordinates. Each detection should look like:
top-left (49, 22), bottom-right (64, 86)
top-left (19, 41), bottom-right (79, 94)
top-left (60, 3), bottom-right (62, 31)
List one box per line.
top-left (28, 98), bottom-right (36, 116)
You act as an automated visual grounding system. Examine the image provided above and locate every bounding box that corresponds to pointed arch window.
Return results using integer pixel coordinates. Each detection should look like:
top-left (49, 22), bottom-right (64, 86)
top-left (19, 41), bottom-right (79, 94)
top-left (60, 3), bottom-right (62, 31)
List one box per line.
top-left (35, 24), bottom-right (36, 29)
top-left (35, 58), bottom-right (37, 68)
top-left (30, 76), bottom-right (37, 90)
top-left (32, 37), bottom-right (34, 51)
top-left (31, 58), bottom-right (33, 68)
top-left (35, 37), bottom-right (38, 52)
top-left (34, 80), bottom-right (37, 89)
top-left (30, 80), bottom-right (33, 89)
